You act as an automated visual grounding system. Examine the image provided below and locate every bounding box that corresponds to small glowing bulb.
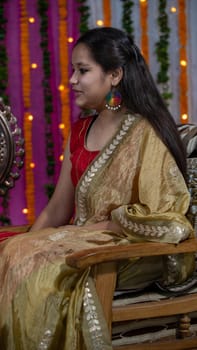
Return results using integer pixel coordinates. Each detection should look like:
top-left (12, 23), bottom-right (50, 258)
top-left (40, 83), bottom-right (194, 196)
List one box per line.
top-left (59, 123), bottom-right (65, 129)
top-left (68, 37), bottom-right (74, 43)
top-left (96, 20), bottom-right (104, 26)
top-left (58, 84), bottom-right (65, 91)
top-left (140, 0), bottom-right (146, 3)
top-left (22, 208), bottom-right (28, 214)
top-left (31, 63), bottom-right (37, 69)
top-left (29, 17), bottom-right (35, 23)
top-left (180, 60), bottom-right (187, 67)
top-left (59, 154), bottom-right (64, 162)
top-left (181, 114), bottom-right (188, 121)
top-left (30, 162), bottom-right (35, 169)
top-left (171, 7), bottom-right (177, 13)
top-left (28, 114), bottom-right (34, 121)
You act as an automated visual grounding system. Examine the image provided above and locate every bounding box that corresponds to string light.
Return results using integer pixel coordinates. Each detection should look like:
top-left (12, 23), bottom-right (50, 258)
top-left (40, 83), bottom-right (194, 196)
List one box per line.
top-left (171, 7), bottom-right (177, 13)
top-left (28, 17), bottom-right (35, 23)
top-left (28, 114), bottom-right (34, 121)
top-left (22, 208), bottom-right (28, 214)
top-left (181, 113), bottom-right (188, 121)
top-left (140, 0), bottom-right (146, 3)
top-left (31, 63), bottom-right (37, 69)
top-left (30, 162), bottom-right (35, 169)
top-left (96, 20), bottom-right (104, 26)
top-left (59, 123), bottom-right (65, 129)
top-left (67, 37), bottom-right (74, 43)
top-left (59, 154), bottom-right (64, 162)
top-left (180, 59), bottom-right (187, 66)
top-left (58, 84), bottom-right (64, 91)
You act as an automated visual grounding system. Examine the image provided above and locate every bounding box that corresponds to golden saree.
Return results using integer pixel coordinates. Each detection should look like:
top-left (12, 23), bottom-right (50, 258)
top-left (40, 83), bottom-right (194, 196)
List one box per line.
top-left (0, 113), bottom-right (195, 349)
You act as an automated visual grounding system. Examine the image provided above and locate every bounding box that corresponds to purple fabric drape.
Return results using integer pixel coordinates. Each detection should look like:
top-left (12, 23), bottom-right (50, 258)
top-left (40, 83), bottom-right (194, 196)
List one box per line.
top-left (26, 0), bottom-right (48, 218)
top-left (4, 0), bottom-right (27, 224)
top-left (0, 0), bottom-right (80, 226)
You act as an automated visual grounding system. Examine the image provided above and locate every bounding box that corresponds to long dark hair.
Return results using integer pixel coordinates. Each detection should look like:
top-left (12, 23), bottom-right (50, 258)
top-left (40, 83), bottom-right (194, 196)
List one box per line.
top-left (75, 27), bottom-right (187, 180)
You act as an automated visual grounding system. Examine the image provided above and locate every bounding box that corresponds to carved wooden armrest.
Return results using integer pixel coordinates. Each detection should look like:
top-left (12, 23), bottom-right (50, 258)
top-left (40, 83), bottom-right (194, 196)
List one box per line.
top-left (0, 98), bottom-right (24, 195)
top-left (0, 224), bottom-right (30, 233)
top-left (66, 238), bottom-right (197, 269)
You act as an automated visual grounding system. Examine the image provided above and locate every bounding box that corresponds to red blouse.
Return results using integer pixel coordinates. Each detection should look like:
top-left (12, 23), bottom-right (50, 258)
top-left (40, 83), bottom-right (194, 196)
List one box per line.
top-left (70, 116), bottom-right (99, 187)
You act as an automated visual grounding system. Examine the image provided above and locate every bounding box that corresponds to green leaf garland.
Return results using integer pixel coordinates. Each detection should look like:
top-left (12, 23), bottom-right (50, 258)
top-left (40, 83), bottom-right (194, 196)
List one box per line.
top-left (121, 0), bottom-right (134, 38)
top-left (76, 0), bottom-right (90, 34)
top-left (37, 0), bottom-right (55, 198)
top-left (155, 0), bottom-right (173, 102)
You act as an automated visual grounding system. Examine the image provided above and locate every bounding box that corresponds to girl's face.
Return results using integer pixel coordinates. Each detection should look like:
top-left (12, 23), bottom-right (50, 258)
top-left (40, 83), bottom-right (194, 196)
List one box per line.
top-left (70, 43), bottom-right (113, 111)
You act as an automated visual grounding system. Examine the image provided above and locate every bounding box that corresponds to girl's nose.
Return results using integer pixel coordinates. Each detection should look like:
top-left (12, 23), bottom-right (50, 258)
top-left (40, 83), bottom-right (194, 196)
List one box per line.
top-left (69, 71), bottom-right (78, 85)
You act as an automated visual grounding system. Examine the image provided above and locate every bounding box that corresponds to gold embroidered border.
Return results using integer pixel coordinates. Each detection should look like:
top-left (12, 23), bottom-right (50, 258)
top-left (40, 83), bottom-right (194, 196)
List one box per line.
top-left (83, 281), bottom-right (104, 350)
top-left (75, 114), bottom-right (136, 226)
top-left (116, 210), bottom-right (188, 242)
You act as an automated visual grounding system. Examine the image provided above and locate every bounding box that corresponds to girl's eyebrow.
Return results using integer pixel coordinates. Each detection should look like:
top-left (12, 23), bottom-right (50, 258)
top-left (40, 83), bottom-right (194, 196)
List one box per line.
top-left (72, 62), bottom-right (91, 67)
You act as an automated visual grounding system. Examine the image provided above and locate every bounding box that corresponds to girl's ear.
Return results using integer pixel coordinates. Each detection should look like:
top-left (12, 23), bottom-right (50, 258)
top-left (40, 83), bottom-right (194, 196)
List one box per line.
top-left (111, 67), bottom-right (123, 86)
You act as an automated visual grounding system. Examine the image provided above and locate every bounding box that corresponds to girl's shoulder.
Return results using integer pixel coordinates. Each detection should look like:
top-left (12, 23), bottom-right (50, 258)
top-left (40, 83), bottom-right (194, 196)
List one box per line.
top-left (71, 115), bottom-right (95, 132)
top-left (70, 115), bottom-right (95, 152)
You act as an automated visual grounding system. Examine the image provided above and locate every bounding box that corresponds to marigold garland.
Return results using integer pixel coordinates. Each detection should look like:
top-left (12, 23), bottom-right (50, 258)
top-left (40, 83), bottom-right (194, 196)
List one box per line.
top-left (140, 0), bottom-right (149, 63)
top-left (178, 0), bottom-right (188, 123)
top-left (58, 0), bottom-right (70, 150)
top-left (20, 0), bottom-right (35, 223)
top-left (102, 0), bottom-right (111, 27)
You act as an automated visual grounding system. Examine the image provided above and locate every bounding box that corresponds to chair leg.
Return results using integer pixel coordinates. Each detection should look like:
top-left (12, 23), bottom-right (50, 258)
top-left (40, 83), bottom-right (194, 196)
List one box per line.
top-left (177, 314), bottom-right (191, 339)
top-left (93, 261), bottom-right (117, 335)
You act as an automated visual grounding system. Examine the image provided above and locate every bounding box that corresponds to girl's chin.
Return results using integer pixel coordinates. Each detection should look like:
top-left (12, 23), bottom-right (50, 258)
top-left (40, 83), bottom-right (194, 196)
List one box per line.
top-left (75, 100), bottom-right (89, 109)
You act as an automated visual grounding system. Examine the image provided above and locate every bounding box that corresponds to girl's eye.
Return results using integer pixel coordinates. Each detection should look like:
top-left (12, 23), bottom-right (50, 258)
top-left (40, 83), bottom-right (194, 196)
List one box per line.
top-left (79, 68), bottom-right (88, 74)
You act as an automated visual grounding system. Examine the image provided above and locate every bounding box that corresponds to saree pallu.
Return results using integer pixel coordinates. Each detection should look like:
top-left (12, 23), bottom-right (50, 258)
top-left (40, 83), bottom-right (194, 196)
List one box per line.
top-left (0, 113), bottom-right (195, 349)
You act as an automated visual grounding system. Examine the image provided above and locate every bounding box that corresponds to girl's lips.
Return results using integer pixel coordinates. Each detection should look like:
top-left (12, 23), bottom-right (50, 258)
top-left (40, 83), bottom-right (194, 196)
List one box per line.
top-left (73, 90), bottom-right (82, 95)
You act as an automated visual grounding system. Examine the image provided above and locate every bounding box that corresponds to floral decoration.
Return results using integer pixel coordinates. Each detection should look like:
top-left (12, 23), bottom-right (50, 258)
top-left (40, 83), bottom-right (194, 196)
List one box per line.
top-left (103, 0), bottom-right (111, 27)
top-left (140, 0), bottom-right (149, 63)
top-left (58, 0), bottom-right (70, 150)
top-left (20, 0), bottom-right (36, 223)
top-left (178, 0), bottom-right (188, 122)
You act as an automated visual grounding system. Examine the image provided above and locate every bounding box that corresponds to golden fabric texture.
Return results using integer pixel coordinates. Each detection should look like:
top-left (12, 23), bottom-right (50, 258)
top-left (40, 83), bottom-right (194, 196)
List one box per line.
top-left (0, 113), bottom-right (195, 349)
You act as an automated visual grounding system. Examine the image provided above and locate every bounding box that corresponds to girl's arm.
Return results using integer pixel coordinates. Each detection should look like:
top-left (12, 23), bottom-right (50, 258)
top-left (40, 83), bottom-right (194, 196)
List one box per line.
top-left (30, 136), bottom-right (75, 231)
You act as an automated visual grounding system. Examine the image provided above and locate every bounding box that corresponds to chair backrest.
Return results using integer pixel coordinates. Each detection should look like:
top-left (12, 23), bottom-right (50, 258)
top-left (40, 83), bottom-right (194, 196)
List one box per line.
top-left (187, 157), bottom-right (197, 235)
top-left (178, 123), bottom-right (197, 157)
top-left (177, 123), bottom-right (197, 234)
top-left (0, 98), bottom-right (24, 195)
top-left (177, 124), bottom-right (197, 236)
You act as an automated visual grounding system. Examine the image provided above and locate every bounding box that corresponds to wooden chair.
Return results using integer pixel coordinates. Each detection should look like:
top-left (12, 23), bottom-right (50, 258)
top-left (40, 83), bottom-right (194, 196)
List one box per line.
top-left (67, 151), bottom-right (197, 348)
top-left (67, 239), bottom-right (197, 349)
